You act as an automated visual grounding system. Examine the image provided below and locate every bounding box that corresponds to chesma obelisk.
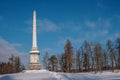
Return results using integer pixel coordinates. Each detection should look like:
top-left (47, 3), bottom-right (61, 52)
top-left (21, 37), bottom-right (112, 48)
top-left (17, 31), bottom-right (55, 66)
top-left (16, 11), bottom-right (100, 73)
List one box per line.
top-left (29, 10), bottom-right (40, 70)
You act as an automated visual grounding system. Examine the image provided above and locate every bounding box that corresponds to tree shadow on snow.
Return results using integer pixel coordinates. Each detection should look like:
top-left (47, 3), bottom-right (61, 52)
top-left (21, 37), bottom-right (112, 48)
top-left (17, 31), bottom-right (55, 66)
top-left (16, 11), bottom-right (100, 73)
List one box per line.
top-left (62, 74), bottom-right (73, 80)
top-left (39, 78), bottom-right (57, 80)
top-left (0, 75), bottom-right (13, 80)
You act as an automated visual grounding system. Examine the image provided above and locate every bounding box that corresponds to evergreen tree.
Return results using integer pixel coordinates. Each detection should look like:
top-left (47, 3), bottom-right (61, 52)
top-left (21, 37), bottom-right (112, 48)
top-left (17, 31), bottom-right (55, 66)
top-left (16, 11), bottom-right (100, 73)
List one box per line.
top-left (49, 55), bottom-right (58, 71)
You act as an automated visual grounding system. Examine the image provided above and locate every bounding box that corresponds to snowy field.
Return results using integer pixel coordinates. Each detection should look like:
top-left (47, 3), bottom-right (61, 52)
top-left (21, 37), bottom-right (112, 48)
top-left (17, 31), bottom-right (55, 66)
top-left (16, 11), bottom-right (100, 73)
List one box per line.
top-left (0, 70), bottom-right (120, 80)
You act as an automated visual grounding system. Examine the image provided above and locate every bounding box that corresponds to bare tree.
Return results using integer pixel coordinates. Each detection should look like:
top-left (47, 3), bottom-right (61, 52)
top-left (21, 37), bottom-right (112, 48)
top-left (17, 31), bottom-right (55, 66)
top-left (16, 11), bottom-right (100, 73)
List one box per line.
top-left (63, 40), bottom-right (74, 72)
top-left (42, 37), bottom-right (120, 73)
top-left (115, 37), bottom-right (120, 69)
top-left (94, 43), bottom-right (103, 73)
top-left (106, 40), bottom-right (117, 71)
top-left (82, 41), bottom-right (91, 71)
top-left (43, 52), bottom-right (49, 70)
top-left (76, 49), bottom-right (81, 72)
top-left (0, 55), bottom-right (24, 74)
top-left (102, 49), bottom-right (108, 70)
top-left (59, 53), bottom-right (67, 72)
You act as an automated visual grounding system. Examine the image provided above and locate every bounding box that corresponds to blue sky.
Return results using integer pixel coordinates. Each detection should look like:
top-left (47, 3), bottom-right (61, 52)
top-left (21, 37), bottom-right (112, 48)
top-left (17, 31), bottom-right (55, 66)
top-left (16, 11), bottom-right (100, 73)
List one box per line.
top-left (0, 0), bottom-right (120, 67)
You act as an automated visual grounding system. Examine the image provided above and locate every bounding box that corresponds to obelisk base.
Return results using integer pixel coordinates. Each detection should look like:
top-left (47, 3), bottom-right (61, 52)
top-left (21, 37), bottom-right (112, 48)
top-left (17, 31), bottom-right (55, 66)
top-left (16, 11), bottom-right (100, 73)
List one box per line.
top-left (29, 63), bottom-right (40, 70)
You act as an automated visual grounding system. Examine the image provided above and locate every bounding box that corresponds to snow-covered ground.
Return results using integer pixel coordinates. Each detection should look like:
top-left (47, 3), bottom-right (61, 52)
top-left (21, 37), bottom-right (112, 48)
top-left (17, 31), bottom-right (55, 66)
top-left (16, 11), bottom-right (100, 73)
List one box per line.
top-left (0, 70), bottom-right (120, 80)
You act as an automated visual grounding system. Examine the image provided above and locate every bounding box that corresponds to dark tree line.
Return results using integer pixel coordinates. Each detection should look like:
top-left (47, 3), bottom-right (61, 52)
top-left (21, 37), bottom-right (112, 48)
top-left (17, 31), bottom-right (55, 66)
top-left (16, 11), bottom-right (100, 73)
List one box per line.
top-left (0, 55), bottom-right (25, 74)
top-left (43, 37), bottom-right (120, 73)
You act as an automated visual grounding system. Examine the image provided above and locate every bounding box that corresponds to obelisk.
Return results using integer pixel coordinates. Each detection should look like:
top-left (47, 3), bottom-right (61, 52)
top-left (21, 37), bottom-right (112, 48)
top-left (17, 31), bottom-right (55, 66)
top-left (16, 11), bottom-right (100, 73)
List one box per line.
top-left (29, 10), bottom-right (40, 70)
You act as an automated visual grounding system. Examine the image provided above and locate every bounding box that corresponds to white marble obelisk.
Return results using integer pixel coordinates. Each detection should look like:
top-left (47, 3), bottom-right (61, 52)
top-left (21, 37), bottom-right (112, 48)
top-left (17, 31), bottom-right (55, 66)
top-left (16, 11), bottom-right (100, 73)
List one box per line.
top-left (29, 10), bottom-right (40, 70)
top-left (32, 11), bottom-right (37, 50)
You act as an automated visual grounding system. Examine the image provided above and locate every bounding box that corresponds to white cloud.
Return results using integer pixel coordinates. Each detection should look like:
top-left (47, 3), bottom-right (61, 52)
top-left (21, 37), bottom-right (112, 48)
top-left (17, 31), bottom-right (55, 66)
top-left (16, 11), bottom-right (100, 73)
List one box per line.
top-left (114, 32), bottom-right (120, 38)
top-left (63, 21), bottom-right (82, 32)
top-left (74, 39), bottom-right (83, 44)
top-left (97, 2), bottom-right (107, 9)
top-left (99, 33), bottom-right (120, 44)
top-left (0, 37), bottom-right (18, 60)
top-left (104, 20), bottom-right (110, 27)
top-left (85, 32), bottom-right (97, 38)
top-left (85, 21), bottom-right (96, 29)
top-left (114, 15), bottom-right (120, 22)
top-left (98, 17), bottom-right (111, 28)
top-left (43, 48), bottom-right (53, 53)
top-left (11, 43), bottom-right (22, 47)
top-left (100, 30), bottom-right (109, 35)
top-left (25, 18), bottom-right (61, 33)
top-left (116, 15), bottom-right (120, 20)
top-left (37, 19), bottom-right (60, 32)
top-left (84, 18), bottom-right (111, 38)
top-left (58, 37), bottom-right (84, 47)
top-left (0, 37), bottom-right (28, 66)
top-left (84, 29), bottom-right (109, 40)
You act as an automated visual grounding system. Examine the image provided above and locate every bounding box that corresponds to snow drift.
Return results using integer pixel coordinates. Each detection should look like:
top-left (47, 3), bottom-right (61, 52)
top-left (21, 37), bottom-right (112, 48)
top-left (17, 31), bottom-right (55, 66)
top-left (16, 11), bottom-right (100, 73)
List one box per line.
top-left (0, 70), bottom-right (120, 80)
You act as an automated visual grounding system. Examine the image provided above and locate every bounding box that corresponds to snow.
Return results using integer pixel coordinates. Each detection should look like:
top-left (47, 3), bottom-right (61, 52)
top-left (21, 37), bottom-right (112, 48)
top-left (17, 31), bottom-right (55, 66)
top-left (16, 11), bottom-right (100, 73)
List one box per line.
top-left (23, 69), bottom-right (49, 73)
top-left (0, 70), bottom-right (120, 80)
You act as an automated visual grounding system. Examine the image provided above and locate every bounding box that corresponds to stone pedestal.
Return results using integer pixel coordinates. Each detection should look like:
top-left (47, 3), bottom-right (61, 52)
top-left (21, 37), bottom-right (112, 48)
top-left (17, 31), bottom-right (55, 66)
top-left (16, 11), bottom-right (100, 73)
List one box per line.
top-left (29, 63), bottom-right (40, 70)
top-left (29, 51), bottom-right (40, 70)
